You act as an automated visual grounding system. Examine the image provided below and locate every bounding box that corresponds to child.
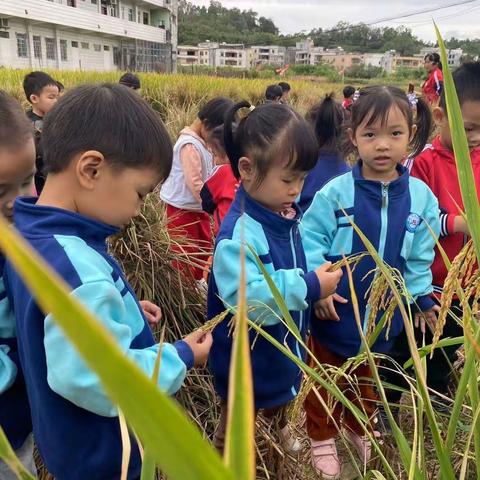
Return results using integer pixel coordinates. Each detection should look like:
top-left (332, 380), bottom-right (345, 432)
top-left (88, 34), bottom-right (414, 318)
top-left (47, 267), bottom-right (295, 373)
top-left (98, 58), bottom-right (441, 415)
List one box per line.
top-left (391, 62), bottom-right (480, 408)
top-left (200, 126), bottom-right (238, 236)
top-left (422, 52), bottom-right (443, 105)
top-left (23, 71), bottom-right (59, 194)
top-left (160, 97), bottom-right (233, 281)
top-left (265, 84), bottom-right (283, 104)
top-left (299, 94), bottom-right (350, 212)
top-left (301, 86), bottom-right (440, 479)
top-left (56, 81), bottom-right (65, 97)
top-left (5, 84), bottom-right (213, 480)
top-left (208, 101), bottom-right (342, 452)
top-left (407, 83), bottom-right (418, 114)
top-left (0, 91), bottom-right (36, 479)
top-left (119, 72), bottom-right (141, 91)
top-left (278, 81), bottom-right (291, 103)
top-left (342, 85), bottom-right (356, 111)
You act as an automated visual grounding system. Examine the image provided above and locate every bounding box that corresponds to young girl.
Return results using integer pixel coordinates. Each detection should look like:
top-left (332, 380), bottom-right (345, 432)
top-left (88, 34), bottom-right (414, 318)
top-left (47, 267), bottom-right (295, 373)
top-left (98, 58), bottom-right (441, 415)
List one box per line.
top-left (422, 53), bottom-right (443, 106)
top-left (207, 101), bottom-right (342, 452)
top-left (299, 94), bottom-right (350, 212)
top-left (200, 125), bottom-right (239, 236)
top-left (407, 83), bottom-right (418, 114)
top-left (160, 97), bottom-right (233, 280)
top-left (301, 86), bottom-right (440, 479)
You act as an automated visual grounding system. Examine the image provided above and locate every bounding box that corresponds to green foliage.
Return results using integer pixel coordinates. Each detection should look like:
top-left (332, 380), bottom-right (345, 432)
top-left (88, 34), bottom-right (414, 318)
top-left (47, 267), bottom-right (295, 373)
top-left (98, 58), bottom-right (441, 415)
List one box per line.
top-left (345, 65), bottom-right (385, 79)
top-left (289, 64), bottom-right (341, 82)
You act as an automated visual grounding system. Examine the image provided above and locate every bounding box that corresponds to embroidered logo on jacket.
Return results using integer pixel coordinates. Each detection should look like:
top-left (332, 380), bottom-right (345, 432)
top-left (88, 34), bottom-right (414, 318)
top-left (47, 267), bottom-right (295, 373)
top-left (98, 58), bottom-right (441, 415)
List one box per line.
top-left (406, 213), bottom-right (422, 233)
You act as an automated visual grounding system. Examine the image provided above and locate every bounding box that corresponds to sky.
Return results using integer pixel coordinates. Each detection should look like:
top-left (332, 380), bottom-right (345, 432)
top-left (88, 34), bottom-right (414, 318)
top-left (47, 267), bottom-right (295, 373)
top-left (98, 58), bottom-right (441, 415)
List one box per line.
top-left (191, 0), bottom-right (480, 42)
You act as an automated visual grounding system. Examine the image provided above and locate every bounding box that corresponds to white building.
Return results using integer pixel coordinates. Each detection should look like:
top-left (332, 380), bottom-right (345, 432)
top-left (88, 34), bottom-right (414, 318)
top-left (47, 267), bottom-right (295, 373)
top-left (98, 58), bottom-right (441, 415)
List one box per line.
top-left (214, 43), bottom-right (247, 68)
top-left (0, 0), bottom-right (178, 72)
top-left (250, 45), bottom-right (286, 66)
top-left (363, 53), bottom-right (384, 68)
top-left (419, 46), bottom-right (464, 68)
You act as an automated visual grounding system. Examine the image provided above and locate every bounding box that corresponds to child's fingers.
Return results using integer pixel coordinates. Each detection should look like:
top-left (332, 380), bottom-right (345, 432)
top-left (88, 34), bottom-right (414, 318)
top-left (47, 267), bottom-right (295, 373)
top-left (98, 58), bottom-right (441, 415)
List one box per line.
top-left (333, 293), bottom-right (348, 304)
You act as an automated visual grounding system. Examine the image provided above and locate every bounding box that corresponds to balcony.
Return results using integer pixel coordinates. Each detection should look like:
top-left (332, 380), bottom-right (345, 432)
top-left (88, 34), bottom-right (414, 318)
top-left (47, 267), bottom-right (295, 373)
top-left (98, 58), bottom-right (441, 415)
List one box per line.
top-left (0, 0), bottom-right (167, 43)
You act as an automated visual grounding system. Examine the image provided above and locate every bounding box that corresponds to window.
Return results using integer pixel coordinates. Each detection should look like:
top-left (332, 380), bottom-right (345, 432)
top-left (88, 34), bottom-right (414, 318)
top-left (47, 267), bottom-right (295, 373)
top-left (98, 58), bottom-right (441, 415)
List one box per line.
top-left (91, 0), bottom-right (97, 3)
top-left (143, 12), bottom-right (149, 25)
top-left (16, 33), bottom-right (28, 58)
top-left (60, 39), bottom-right (68, 61)
top-left (0, 31), bottom-right (9, 39)
top-left (128, 8), bottom-right (134, 21)
top-left (103, 45), bottom-right (110, 51)
top-left (113, 46), bottom-right (120, 66)
top-left (71, 40), bottom-right (78, 48)
top-left (45, 37), bottom-right (56, 60)
top-left (81, 42), bottom-right (89, 49)
top-left (94, 44), bottom-right (101, 52)
top-left (66, 0), bottom-right (76, 6)
top-left (33, 36), bottom-right (42, 59)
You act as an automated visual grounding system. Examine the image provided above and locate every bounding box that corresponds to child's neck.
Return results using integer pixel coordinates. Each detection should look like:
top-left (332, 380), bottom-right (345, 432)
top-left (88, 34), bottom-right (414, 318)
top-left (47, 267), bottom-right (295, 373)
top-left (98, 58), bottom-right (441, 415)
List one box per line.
top-left (361, 164), bottom-right (399, 183)
top-left (36, 175), bottom-right (77, 213)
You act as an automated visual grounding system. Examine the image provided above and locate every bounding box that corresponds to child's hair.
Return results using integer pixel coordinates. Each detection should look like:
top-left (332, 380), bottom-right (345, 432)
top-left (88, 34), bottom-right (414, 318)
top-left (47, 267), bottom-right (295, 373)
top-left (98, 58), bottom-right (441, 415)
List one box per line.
top-left (439, 61), bottom-right (480, 110)
top-left (265, 84), bottom-right (283, 101)
top-left (224, 101), bottom-right (318, 183)
top-left (0, 90), bottom-right (33, 148)
top-left (343, 85), bottom-right (356, 99)
top-left (23, 71), bottom-right (58, 103)
top-left (278, 81), bottom-right (291, 93)
top-left (56, 81), bottom-right (65, 92)
top-left (198, 97), bottom-right (234, 131)
top-left (350, 85), bottom-right (432, 158)
top-left (310, 93), bottom-right (345, 155)
top-left (424, 52), bottom-right (442, 71)
top-left (208, 125), bottom-right (227, 154)
top-left (41, 83), bottom-right (172, 181)
top-left (119, 72), bottom-right (141, 90)
top-left (408, 83), bottom-right (415, 93)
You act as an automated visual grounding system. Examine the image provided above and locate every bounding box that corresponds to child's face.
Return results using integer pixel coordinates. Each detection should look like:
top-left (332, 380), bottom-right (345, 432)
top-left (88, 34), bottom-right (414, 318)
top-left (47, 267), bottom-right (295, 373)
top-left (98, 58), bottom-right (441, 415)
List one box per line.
top-left (240, 159), bottom-right (306, 212)
top-left (350, 105), bottom-right (414, 181)
top-left (31, 84), bottom-right (59, 116)
top-left (424, 59), bottom-right (436, 73)
top-left (434, 100), bottom-right (480, 152)
top-left (0, 138), bottom-right (36, 223)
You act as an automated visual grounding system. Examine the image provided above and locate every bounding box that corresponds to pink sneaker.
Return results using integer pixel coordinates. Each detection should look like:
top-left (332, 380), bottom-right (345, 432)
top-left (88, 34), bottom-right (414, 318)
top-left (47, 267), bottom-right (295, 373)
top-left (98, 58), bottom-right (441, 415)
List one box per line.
top-left (344, 429), bottom-right (380, 464)
top-left (310, 437), bottom-right (340, 480)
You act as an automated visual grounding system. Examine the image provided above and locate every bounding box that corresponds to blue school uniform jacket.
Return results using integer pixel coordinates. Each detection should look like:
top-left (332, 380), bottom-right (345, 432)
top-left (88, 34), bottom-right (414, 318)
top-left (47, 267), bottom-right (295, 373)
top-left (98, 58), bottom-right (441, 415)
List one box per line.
top-left (0, 255), bottom-right (32, 450)
top-left (302, 162), bottom-right (440, 358)
top-left (5, 197), bottom-right (194, 480)
top-left (298, 151), bottom-right (350, 212)
top-left (207, 185), bottom-right (321, 409)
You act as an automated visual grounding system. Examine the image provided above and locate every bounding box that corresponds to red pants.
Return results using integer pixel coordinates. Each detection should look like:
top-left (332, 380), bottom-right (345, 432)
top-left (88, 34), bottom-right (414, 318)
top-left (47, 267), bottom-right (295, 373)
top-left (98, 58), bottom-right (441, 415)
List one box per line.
top-left (304, 336), bottom-right (378, 441)
top-left (166, 204), bottom-right (212, 281)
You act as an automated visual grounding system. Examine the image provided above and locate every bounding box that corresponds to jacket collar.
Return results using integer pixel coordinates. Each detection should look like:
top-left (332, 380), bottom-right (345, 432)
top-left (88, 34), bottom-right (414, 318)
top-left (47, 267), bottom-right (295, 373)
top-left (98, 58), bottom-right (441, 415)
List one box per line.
top-left (14, 197), bottom-right (119, 251)
top-left (431, 136), bottom-right (480, 165)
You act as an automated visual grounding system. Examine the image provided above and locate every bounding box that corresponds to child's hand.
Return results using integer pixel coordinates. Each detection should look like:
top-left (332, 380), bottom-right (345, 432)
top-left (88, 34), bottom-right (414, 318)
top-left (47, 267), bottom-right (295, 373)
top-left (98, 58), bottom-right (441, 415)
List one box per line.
top-left (454, 215), bottom-right (469, 235)
top-left (315, 262), bottom-right (343, 299)
top-left (183, 329), bottom-right (213, 367)
top-left (140, 300), bottom-right (162, 328)
top-left (314, 294), bottom-right (348, 321)
top-left (414, 304), bottom-right (441, 334)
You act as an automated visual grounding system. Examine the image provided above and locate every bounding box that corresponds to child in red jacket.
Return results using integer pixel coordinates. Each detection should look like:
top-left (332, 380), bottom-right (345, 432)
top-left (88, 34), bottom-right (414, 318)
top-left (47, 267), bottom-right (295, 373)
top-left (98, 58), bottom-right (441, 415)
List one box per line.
top-left (390, 62), bottom-right (480, 408)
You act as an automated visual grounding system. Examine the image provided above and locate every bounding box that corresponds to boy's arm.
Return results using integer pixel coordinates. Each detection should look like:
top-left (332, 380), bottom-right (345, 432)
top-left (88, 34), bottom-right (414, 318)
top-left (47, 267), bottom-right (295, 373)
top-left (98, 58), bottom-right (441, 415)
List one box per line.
top-left (213, 239), bottom-right (320, 326)
top-left (44, 280), bottom-right (192, 417)
top-left (404, 196), bottom-right (441, 311)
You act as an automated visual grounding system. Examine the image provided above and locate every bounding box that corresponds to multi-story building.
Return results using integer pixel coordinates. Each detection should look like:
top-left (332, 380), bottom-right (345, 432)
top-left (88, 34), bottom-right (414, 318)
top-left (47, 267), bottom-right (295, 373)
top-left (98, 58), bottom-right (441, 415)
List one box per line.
top-left (250, 45), bottom-right (286, 67)
top-left (363, 53), bottom-right (384, 68)
top-left (381, 50), bottom-right (422, 73)
top-left (214, 43), bottom-right (247, 68)
top-left (0, 0), bottom-right (178, 72)
top-left (177, 41), bottom-right (217, 67)
top-left (419, 46), bottom-right (464, 68)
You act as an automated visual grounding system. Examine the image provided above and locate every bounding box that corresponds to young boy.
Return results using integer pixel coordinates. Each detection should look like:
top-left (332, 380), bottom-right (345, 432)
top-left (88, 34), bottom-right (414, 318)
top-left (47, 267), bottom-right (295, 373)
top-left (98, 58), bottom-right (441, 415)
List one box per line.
top-left (0, 90), bottom-right (36, 479)
top-left (342, 85), bottom-right (356, 111)
top-left (119, 72), bottom-right (141, 91)
top-left (390, 61), bottom-right (480, 406)
top-left (23, 71), bottom-right (59, 193)
top-left (265, 84), bottom-right (283, 104)
top-left (5, 83), bottom-right (212, 480)
top-left (278, 81), bottom-right (291, 104)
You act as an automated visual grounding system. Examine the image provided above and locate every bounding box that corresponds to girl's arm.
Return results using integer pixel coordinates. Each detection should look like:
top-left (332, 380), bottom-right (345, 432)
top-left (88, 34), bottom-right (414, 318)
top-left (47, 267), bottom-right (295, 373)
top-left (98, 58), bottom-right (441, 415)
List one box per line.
top-left (180, 144), bottom-right (204, 202)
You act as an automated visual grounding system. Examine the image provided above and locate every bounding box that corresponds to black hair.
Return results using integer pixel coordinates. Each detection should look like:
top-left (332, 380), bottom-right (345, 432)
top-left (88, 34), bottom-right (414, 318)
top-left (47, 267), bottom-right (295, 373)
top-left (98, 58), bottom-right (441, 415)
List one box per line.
top-left (23, 71), bottom-right (58, 103)
top-left (198, 97), bottom-right (234, 131)
top-left (56, 81), bottom-right (65, 92)
top-left (41, 83), bottom-right (172, 181)
top-left (350, 85), bottom-right (432, 158)
top-left (439, 61), bottom-right (480, 110)
top-left (0, 90), bottom-right (33, 148)
top-left (424, 52), bottom-right (442, 71)
top-left (343, 85), bottom-right (356, 99)
top-left (224, 101), bottom-right (318, 184)
top-left (408, 83), bottom-right (415, 93)
top-left (311, 93), bottom-right (346, 155)
top-left (265, 84), bottom-right (283, 101)
top-left (119, 72), bottom-right (141, 90)
top-left (278, 82), bottom-right (291, 93)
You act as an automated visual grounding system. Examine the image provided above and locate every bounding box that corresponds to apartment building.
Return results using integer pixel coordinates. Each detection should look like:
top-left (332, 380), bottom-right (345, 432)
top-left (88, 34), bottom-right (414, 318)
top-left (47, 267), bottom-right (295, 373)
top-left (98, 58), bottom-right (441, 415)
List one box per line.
top-left (177, 41), bottom-right (216, 67)
top-left (214, 43), bottom-right (247, 68)
top-left (0, 0), bottom-right (178, 72)
top-left (250, 45), bottom-right (286, 66)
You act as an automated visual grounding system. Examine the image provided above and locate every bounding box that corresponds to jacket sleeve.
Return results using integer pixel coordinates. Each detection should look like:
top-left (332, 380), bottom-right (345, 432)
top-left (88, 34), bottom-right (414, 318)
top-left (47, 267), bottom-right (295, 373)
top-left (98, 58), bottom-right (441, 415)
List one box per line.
top-left (301, 191), bottom-right (337, 272)
top-left (180, 143), bottom-right (204, 203)
top-left (404, 194), bottom-right (440, 312)
top-left (0, 345), bottom-right (17, 394)
top-left (44, 280), bottom-right (191, 417)
top-left (200, 176), bottom-right (217, 215)
top-left (213, 239), bottom-right (320, 326)
top-left (0, 281), bottom-right (17, 394)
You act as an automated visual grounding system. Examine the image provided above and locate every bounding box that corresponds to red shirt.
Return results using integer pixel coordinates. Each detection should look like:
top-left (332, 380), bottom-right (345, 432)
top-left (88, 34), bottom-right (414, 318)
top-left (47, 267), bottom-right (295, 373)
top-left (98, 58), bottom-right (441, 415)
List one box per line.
top-left (342, 98), bottom-right (353, 110)
top-left (200, 164), bottom-right (239, 235)
top-left (408, 136), bottom-right (480, 295)
top-left (422, 67), bottom-right (443, 105)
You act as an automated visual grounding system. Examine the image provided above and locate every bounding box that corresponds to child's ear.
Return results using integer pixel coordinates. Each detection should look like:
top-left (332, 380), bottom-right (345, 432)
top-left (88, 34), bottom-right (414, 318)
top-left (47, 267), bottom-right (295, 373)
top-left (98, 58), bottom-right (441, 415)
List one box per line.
top-left (238, 156), bottom-right (254, 181)
top-left (29, 94), bottom-right (38, 105)
top-left (75, 151), bottom-right (106, 189)
top-left (347, 128), bottom-right (357, 147)
top-left (432, 107), bottom-right (446, 126)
